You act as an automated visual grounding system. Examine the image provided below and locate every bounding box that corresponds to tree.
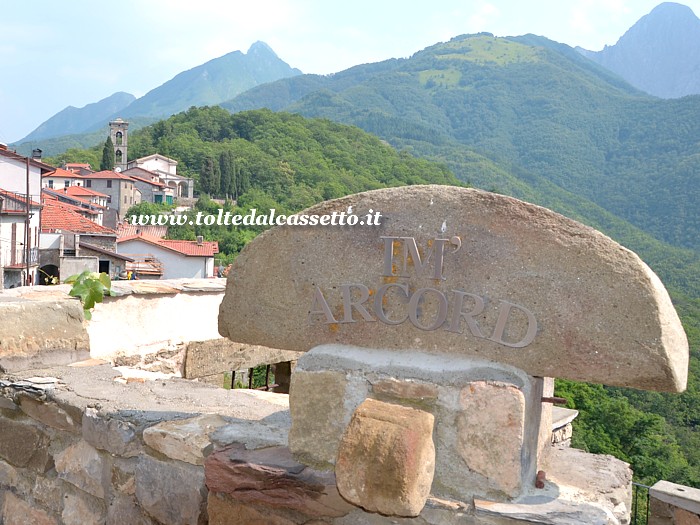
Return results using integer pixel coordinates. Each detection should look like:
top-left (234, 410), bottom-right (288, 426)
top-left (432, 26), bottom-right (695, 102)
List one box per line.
top-left (219, 150), bottom-right (235, 199)
top-left (199, 156), bottom-right (221, 196)
top-left (100, 137), bottom-right (115, 171)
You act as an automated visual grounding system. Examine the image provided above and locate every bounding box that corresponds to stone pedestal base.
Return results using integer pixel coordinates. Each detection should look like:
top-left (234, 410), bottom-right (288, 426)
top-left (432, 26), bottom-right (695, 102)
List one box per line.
top-left (288, 344), bottom-right (553, 503)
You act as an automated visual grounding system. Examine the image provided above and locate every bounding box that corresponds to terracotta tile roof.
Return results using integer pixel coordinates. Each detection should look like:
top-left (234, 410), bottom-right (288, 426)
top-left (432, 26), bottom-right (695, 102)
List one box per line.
top-left (64, 186), bottom-right (109, 198)
top-left (117, 233), bottom-right (218, 257)
top-left (159, 239), bottom-right (219, 256)
top-left (41, 199), bottom-right (116, 234)
top-left (43, 168), bottom-right (85, 179)
top-left (42, 189), bottom-right (101, 212)
top-left (128, 173), bottom-right (167, 188)
top-left (117, 223), bottom-right (168, 239)
top-left (122, 167), bottom-right (167, 187)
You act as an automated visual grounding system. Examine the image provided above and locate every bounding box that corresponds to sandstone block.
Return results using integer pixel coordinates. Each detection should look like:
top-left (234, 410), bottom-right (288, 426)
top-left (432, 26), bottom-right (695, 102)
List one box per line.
top-left (456, 381), bottom-right (526, 498)
top-left (18, 394), bottom-right (80, 433)
top-left (143, 414), bottom-right (228, 465)
top-left (290, 345), bottom-right (542, 502)
top-left (218, 185), bottom-right (687, 392)
top-left (372, 378), bottom-right (438, 402)
top-left (111, 458), bottom-right (137, 495)
top-left (183, 338), bottom-right (302, 379)
top-left (0, 299), bottom-right (89, 371)
top-left (107, 495), bottom-right (155, 525)
top-left (33, 475), bottom-right (68, 514)
top-left (54, 440), bottom-right (108, 499)
top-left (135, 455), bottom-right (207, 525)
top-left (208, 492), bottom-right (299, 525)
top-left (205, 445), bottom-right (353, 519)
top-left (289, 369), bottom-right (361, 468)
top-left (1, 492), bottom-right (57, 525)
top-left (0, 418), bottom-right (52, 471)
top-left (61, 490), bottom-right (106, 525)
top-left (82, 409), bottom-right (141, 457)
top-left (335, 398), bottom-right (435, 517)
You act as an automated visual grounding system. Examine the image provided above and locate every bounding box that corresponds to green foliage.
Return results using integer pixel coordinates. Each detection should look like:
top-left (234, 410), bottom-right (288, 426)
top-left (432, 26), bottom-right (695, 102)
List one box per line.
top-left (100, 136), bottom-right (115, 171)
top-left (44, 147), bottom-right (101, 171)
top-left (199, 156), bottom-right (221, 196)
top-left (555, 380), bottom-right (694, 485)
top-left (124, 201), bottom-right (174, 219)
top-left (123, 106), bottom-right (461, 259)
top-left (224, 33), bottom-right (700, 261)
top-left (64, 271), bottom-right (114, 320)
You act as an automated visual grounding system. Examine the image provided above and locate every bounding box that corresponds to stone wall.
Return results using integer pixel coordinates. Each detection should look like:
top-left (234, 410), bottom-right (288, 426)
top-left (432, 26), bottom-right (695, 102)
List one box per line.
top-left (0, 363), bottom-right (292, 525)
top-left (0, 362), bottom-right (636, 525)
top-left (649, 481), bottom-right (700, 525)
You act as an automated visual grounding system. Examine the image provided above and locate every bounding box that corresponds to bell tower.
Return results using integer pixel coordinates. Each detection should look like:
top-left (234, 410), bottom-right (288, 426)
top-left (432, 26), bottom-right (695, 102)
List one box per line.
top-left (109, 118), bottom-right (129, 172)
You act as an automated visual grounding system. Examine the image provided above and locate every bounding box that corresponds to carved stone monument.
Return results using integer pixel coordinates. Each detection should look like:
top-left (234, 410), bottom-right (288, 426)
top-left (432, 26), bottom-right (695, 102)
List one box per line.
top-left (218, 185), bottom-right (689, 521)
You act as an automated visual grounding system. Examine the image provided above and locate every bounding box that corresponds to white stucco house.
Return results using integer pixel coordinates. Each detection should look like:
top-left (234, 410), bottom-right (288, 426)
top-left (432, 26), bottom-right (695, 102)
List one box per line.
top-left (0, 146), bottom-right (53, 288)
top-left (116, 233), bottom-right (218, 279)
top-left (126, 154), bottom-right (193, 199)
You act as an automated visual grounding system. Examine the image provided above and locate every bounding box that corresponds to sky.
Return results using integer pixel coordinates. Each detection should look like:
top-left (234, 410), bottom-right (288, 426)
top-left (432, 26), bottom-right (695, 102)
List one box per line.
top-left (2, 0), bottom-right (698, 143)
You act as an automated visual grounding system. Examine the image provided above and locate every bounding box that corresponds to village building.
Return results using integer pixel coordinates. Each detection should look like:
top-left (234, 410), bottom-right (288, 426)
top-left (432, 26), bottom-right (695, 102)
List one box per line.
top-left (0, 145), bottom-right (52, 288)
top-left (39, 198), bottom-right (131, 282)
top-left (80, 170), bottom-right (141, 228)
top-left (63, 162), bottom-right (94, 175)
top-left (122, 166), bottom-right (176, 205)
top-left (126, 153), bottom-right (194, 198)
top-left (42, 167), bottom-right (86, 189)
top-left (42, 187), bottom-right (107, 226)
top-left (117, 232), bottom-right (218, 279)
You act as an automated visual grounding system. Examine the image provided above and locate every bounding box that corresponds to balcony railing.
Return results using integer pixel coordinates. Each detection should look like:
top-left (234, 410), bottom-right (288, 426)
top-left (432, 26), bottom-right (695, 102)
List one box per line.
top-left (1, 246), bottom-right (39, 268)
top-left (0, 191), bottom-right (35, 214)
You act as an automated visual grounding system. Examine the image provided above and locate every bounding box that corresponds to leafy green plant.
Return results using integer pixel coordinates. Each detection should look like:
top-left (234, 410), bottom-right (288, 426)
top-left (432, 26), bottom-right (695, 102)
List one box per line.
top-left (65, 270), bottom-right (115, 320)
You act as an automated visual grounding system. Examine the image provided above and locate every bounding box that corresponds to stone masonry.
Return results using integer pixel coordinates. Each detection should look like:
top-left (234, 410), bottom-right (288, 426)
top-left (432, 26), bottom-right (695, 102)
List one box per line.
top-left (217, 186), bottom-right (688, 520)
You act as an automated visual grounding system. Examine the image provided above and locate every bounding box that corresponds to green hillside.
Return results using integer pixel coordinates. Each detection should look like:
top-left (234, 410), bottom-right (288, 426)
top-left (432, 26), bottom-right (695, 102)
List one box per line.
top-left (222, 34), bottom-right (700, 259)
top-left (55, 101), bottom-right (700, 488)
top-left (220, 34), bottom-right (700, 487)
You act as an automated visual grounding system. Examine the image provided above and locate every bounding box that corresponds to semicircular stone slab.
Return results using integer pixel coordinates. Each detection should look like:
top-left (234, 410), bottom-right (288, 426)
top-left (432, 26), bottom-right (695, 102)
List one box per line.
top-left (218, 185), bottom-right (688, 392)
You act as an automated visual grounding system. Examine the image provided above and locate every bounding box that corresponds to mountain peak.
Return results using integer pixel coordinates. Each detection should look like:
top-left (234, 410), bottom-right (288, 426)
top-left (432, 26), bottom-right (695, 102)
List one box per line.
top-left (578, 2), bottom-right (700, 98)
top-left (648, 2), bottom-right (696, 17)
top-left (248, 41), bottom-right (277, 57)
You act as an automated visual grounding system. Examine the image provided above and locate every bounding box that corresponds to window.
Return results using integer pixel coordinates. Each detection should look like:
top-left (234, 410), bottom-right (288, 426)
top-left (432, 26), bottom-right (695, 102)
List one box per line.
top-left (86, 180), bottom-right (92, 188)
top-left (107, 180), bottom-right (112, 188)
top-left (48, 180), bottom-right (54, 188)
top-left (64, 180), bottom-right (70, 188)
top-left (115, 131), bottom-right (123, 146)
top-left (124, 195), bottom-right (127, 204)
top-left (115, 150), bottom-right (123, 164)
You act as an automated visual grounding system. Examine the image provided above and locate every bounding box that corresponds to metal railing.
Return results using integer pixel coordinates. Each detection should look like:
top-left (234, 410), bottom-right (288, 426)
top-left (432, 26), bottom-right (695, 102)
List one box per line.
top-left (1, 246), bottom-right (38, 267)
top-left (631, 482), bottom-right (650, 525)
top-left (0, 191), bottom-right (33, 213)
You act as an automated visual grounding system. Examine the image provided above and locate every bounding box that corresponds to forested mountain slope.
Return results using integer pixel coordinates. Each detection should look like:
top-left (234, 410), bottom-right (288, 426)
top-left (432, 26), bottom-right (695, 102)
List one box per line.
top-left (222, 34), bottom-right (700, 259)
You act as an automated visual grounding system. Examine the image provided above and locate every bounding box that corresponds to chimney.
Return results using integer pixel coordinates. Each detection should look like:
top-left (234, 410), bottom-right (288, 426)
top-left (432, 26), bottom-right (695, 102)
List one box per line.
top-left (196, 235), bottom-right (203, 245)
top-left (31, 148), bottom-right (43, 161)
